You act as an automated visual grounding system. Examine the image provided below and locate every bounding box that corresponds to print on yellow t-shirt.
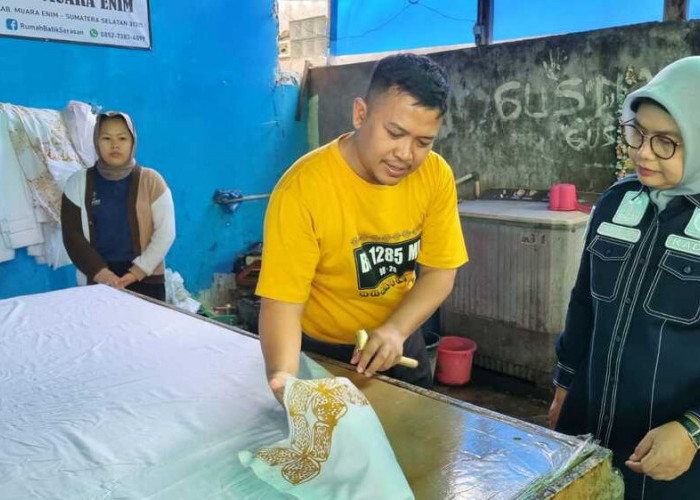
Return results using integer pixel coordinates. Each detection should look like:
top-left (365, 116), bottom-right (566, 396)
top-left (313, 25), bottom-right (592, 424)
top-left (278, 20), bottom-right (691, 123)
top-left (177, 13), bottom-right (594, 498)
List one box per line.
top-left (354, 234), bottom-right (420, 294)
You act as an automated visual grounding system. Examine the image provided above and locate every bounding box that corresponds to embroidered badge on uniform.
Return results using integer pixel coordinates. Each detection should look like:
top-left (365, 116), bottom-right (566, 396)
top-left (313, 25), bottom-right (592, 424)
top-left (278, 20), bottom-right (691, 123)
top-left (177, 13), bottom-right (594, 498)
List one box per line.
top-left (612, 191), bottom-right (649, 227)
top-left (666, 234), bottom-right (700, 257)
top-left (684, 207), bottom-right (700, 240)
top-left (597, 222), bottom-right (641, 243)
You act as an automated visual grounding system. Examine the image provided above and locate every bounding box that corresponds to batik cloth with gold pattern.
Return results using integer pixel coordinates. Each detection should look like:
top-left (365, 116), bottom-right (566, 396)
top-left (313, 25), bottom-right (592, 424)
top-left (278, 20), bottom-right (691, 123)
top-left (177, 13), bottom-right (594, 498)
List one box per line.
top-left (239, 377), bottom-right (414, 500)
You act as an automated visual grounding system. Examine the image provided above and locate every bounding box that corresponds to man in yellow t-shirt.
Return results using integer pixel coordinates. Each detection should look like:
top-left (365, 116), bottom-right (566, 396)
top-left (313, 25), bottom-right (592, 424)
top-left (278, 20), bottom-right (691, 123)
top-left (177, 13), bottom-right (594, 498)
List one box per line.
top-left (256, 54), bottom-right (468, 401)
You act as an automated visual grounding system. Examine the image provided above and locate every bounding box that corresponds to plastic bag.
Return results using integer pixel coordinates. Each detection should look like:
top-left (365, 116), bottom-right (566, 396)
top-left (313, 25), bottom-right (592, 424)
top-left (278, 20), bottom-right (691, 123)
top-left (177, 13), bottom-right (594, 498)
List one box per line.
top-left (165, 268), bottom-right (201, 313)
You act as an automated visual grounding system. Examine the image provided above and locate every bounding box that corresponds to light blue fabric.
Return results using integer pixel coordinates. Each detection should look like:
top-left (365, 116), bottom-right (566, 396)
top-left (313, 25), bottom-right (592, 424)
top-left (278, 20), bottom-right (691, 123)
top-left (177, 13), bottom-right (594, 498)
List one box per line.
top-left (297, 353), bottom-right (334, 379)
top-left (623, 56), bottom-right (700, 212)
top-left (239, 377), bottom-right (414, 500)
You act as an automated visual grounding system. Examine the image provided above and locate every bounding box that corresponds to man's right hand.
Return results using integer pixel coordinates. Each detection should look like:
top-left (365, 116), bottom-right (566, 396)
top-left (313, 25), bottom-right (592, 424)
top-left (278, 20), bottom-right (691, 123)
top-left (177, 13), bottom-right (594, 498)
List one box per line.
top-left (268, 371), bottom-right (294, 405)
top-left (351, 325), bottom-right (405, 377)
top-left (93, 268), bottom-right (120, 286)
top-left (549, 386), bottom-right (568, 429)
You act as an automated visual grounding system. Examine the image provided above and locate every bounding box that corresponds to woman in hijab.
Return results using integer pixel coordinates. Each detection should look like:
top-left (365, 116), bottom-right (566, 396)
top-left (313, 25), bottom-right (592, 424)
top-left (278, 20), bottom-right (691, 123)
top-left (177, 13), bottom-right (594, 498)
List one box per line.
top-left (61, 111), bottom-right (175, 301)
top-left (549, 56), bottom-right (700, 499)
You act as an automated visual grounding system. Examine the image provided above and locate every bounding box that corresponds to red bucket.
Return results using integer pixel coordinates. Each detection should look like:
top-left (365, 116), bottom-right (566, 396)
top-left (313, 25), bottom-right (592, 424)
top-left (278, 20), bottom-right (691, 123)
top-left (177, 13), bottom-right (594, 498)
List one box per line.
top-left (436, 336), bottom-right (478, 385)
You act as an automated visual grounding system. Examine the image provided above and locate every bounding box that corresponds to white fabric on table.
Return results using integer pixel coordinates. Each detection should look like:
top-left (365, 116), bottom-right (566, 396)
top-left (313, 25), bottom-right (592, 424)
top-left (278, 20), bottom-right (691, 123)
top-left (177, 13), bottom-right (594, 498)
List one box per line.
top-left (0, 285), bottom-right (298, 499)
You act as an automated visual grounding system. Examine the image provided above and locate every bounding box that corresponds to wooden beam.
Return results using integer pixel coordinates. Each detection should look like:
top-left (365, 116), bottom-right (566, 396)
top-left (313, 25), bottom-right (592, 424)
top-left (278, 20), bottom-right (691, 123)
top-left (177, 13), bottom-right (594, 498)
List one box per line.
top-left (474, 0), bottom-right (494, 46)
top-left (664, 0), bottom-right (688, 21)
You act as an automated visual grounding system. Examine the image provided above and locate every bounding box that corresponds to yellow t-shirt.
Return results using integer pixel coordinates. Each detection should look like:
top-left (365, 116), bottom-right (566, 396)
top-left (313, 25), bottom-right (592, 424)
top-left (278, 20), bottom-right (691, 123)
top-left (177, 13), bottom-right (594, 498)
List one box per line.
top-left (256, 136), bottom-right (468, 344)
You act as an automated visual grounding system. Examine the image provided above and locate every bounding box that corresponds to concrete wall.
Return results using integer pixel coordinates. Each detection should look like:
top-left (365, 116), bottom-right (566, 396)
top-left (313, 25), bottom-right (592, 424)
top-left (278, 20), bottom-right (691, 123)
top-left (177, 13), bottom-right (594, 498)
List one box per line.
top-left (310, 20), bottom-right (700, 194)
top-left (0, 2), bottom-right (309, 299)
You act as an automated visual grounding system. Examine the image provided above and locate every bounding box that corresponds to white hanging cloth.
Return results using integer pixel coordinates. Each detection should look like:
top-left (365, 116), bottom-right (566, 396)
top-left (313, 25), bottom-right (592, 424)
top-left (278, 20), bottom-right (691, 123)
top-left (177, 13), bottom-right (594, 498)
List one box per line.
top-left (0, 112), bottom-right (44, 261)
top-left (0, 101), bottom-right (94, 269)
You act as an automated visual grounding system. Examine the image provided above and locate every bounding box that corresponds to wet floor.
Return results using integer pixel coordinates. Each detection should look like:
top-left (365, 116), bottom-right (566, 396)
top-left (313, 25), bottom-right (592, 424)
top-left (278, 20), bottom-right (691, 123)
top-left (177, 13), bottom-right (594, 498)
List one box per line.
top-left (432, 366), bottom-right (552, 429)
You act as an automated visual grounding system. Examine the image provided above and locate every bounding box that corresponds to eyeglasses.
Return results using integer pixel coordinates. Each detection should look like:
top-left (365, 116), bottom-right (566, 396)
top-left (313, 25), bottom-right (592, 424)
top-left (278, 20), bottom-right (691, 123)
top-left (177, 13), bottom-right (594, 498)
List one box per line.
top-left (621, 123), bottom-right (682, 160)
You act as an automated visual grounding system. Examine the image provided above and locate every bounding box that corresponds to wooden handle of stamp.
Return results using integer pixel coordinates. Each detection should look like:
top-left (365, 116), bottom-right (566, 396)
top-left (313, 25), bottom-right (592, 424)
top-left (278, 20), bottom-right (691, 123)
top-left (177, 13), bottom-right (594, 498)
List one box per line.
top-left (398, 356), bottom-right (419, 369)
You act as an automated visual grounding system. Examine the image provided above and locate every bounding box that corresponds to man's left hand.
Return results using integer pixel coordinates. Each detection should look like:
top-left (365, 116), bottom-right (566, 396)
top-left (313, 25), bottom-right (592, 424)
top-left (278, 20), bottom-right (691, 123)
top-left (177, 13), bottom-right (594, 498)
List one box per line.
top-left (625, 421), bottom-right (697, 481)
top-left (116, 272), bottom-right (138, 289)
top-left (351, 325), bottom-right (405, 377)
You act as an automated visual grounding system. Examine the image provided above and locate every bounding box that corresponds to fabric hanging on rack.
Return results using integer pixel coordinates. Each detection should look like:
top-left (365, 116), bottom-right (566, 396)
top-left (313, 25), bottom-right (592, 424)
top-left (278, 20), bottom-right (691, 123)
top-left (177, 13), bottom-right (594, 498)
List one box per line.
top-left (0, 231), bottom-right (15, 263)
top-left (0, 101), bottom-right (93, 268)
top-left (3, 102), bottom-right (88, 222)
top-left (0, 112), bottom-right (44, 261)
top-left (62, 100), bottom-right (97, 168)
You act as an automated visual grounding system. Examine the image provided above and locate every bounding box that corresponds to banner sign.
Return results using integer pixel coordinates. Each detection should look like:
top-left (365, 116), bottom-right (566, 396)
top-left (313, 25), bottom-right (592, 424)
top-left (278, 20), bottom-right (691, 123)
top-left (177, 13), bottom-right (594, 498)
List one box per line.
top-left (0, 1), bottom-right (151, 49)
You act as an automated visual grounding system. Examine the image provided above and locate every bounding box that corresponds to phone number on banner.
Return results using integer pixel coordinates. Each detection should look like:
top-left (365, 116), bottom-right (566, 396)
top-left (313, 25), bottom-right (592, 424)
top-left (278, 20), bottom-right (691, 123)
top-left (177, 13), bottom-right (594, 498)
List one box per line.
top-left (98, 31), bottom-right (146, 41)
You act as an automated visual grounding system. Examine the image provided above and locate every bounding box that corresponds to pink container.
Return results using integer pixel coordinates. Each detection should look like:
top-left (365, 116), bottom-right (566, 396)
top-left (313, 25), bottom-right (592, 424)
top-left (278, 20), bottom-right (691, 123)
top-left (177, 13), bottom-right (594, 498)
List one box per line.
top-left (549, 183), bottom-right (578, 211)
top-left (436, 336), bottom-right (478, 385)
top-left (549, 184), bottom-right (561, 210)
